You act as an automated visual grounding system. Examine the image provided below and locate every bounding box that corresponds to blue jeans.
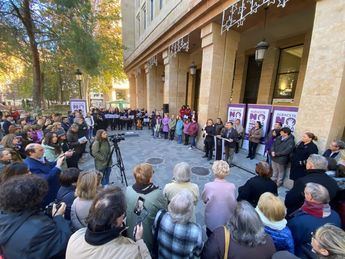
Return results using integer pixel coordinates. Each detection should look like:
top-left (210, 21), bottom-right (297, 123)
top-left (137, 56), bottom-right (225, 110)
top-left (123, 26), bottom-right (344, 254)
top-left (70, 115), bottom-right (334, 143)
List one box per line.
top-left (87, 128), bottom-right (93, 140)
top-left (177, 135), bottom-right (182, 144)
top-left (100, 167), bottom-right (111, 186)
top-left (190, 136), bottom-right (196, 147)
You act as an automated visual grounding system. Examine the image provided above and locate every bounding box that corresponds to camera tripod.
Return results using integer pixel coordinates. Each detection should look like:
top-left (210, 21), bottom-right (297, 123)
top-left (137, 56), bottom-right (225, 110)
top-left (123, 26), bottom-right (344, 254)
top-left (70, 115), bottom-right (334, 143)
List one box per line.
top-left (107, 140), bottom-right (128, 186)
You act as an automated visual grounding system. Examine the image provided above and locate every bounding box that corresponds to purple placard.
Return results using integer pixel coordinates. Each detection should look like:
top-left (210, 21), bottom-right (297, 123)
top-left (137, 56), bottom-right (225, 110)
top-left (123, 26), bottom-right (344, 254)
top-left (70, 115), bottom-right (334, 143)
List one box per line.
top-left (243, 104), bottom-right (272, 155)
top-left (271, 106), bottom-right (298, 132)
top-left (227, 103), bottom-right (246, 125)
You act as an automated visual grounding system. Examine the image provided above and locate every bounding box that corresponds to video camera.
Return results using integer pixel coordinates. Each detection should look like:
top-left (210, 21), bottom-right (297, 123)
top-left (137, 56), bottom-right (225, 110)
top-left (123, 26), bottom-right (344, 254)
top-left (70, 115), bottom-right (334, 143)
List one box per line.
top-left (109, 133), bottom-right (125, 143)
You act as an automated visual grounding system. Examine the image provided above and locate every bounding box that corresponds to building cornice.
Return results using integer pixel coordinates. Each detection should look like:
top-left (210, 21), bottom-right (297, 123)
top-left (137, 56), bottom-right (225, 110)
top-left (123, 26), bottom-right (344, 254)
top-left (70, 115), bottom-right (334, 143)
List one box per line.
top-left (124, 0), bottom-right (237, 73)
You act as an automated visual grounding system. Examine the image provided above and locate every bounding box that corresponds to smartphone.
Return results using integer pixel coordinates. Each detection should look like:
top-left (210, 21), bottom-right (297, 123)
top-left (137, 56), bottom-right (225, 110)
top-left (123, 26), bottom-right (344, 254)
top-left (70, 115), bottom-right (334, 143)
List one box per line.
top-left (134, 197), bottom-right (145, 216)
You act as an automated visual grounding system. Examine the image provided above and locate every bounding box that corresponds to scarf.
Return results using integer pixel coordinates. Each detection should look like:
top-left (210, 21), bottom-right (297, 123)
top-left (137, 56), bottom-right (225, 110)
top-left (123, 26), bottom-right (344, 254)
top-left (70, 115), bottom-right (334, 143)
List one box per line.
top-left (132, 183), bottom-right (159, 195)
top-left (85, 225), bottom-right (126, 246)
top-left (301, 200), bottom-right (331, 218)
top-left (255, 207), bottom-right (287, 231)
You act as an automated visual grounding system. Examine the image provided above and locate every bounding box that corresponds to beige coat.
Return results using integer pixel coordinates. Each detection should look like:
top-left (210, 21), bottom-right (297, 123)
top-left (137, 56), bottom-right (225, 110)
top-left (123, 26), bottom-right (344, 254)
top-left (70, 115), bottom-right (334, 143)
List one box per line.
top-left (66, 228), bottom-right (151, 259)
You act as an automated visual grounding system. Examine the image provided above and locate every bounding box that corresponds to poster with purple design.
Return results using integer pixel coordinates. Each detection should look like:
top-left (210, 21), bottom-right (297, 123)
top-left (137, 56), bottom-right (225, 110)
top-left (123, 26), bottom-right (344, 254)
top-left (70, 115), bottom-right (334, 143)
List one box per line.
top-left (243, 104), bottom-right (272, 155)
top-left (70, 99), bottom-right (87, 117)
top-left (271, 106), bottom-right (298, 132)
top-left (227, 103), bottom-right (246, 124)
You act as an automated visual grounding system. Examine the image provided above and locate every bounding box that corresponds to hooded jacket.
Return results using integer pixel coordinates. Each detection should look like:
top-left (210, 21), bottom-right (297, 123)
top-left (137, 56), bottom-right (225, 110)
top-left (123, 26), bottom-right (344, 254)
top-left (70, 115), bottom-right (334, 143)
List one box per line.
top-left (0, 210), bottom-right (71, 259)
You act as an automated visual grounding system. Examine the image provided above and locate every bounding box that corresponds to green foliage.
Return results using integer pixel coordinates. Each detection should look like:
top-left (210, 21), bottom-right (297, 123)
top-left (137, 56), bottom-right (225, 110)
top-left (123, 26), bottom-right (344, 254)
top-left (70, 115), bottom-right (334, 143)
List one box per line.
top-left (0, 0), bottom-right (125, 104)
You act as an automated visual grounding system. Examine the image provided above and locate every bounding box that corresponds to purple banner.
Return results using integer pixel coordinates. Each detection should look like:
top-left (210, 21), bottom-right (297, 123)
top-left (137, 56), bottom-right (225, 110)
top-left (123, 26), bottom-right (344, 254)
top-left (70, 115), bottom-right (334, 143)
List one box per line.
top-left (227, 103), bottom-right (246, 125)
top-left (243, 104), bottom-right (272, 155)
top-left (271, 106), bottom-right (298, 132)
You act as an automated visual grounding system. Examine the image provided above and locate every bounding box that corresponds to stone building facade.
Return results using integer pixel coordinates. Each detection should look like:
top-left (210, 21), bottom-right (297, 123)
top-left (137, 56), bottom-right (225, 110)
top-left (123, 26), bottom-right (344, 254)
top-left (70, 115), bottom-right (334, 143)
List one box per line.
top-left (121, 0), bottom-right (345, 151)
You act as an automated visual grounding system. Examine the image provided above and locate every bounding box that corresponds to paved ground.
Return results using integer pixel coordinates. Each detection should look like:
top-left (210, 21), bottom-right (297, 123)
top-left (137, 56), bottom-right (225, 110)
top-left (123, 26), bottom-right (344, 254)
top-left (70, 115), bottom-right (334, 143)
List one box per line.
top-left (79, 128), bottom-right (288, 234)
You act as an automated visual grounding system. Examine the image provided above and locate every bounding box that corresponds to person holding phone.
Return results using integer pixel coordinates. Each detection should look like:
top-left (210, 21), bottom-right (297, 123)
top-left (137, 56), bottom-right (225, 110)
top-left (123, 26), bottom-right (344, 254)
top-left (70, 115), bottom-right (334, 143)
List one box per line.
top-left (66, 186), bottom-right (150, 259)
top-left (0, 174), bottom-right (71, 259)
top-left (125, 163), bottom-right (167, 253)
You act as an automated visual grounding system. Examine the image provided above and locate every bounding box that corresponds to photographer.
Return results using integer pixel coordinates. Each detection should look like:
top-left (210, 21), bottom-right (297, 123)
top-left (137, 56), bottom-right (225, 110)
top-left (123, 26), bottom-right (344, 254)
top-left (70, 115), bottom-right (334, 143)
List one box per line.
top-left (0, 174), bottom-right (71, 259)
top-left (92, 129), bottom-right (112, 186)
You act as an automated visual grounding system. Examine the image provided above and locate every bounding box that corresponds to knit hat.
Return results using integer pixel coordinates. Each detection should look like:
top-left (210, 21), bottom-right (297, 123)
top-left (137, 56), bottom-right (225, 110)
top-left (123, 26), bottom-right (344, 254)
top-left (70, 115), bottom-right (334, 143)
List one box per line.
top-left (56, 128), bottom-right (66, 137)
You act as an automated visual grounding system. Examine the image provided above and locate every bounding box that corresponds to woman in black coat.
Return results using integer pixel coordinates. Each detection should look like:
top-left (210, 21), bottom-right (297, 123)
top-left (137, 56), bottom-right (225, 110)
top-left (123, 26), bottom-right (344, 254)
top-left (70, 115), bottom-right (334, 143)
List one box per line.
top-left (203, 119), bottom-right (216, 161)
top-left (289, 132), bottom-right (318, 181)
top-left (237, 161), bottom-right (277, 207)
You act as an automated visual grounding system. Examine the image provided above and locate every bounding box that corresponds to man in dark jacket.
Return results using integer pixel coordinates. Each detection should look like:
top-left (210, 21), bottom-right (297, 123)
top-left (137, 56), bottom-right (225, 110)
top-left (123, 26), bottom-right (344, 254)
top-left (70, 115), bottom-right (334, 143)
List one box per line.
top-left (221, 121), bottom-right (238, 166)
top-left (287, 183), bottom-right (341, 257)
top-left (271, 127), bottom-right (295, 187)
top-left (322, 139), bottom-right (345, 162)
top-left (285, 154), bottom-right (340, 216)
top-left (0, 174), bottom-right (71, 259)
top-left (24, 143), bottom-right (65, 207)
top-left (67, 123), bottom-right (84, 167)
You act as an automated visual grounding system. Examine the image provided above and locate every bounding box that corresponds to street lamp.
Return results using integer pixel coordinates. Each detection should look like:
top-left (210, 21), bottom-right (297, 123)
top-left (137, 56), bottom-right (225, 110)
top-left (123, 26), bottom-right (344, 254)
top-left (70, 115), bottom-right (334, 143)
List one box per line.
top-left (75, 69), bottom-right (83, 99)
top-left (189, 62), bottom-right (197, 76)
top-left (255, 40), bottom-right (269, 65)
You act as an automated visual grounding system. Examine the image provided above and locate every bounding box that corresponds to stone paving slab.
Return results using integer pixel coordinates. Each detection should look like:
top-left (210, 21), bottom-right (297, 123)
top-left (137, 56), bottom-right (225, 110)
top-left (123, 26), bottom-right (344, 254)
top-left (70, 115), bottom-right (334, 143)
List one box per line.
top-left (79, 128), bottom-right (288, 231)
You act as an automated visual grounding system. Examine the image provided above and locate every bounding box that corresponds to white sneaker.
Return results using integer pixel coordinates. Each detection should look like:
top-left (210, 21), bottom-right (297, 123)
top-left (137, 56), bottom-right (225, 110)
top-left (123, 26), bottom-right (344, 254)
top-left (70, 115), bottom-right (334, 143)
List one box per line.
top-left (188, 147), bottom-right (192, 150)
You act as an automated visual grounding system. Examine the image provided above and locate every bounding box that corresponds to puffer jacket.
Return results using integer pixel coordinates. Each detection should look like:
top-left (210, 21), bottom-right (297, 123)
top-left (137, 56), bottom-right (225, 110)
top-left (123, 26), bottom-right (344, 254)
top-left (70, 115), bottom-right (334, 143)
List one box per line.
top-left (264, 226), bottom-right (294, 254)
top-left (188, 122), bottom-right (199, 137)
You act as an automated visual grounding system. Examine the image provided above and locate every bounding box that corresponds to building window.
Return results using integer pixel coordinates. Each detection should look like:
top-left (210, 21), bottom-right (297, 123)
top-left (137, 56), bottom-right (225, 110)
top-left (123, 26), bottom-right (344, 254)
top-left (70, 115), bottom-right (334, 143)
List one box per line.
top-left (150, 0), bottom-right (154, 21)
top-left (159, 0), bottom-right (163, 9)
top-left (142, 5), bottom-right (147, 30)
top-left (273, 45), bottom-right (304, 99)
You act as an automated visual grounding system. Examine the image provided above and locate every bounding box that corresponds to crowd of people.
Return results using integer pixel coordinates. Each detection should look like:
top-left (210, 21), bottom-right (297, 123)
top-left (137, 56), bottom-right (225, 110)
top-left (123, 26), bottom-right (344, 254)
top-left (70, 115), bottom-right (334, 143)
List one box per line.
top-left (0, 107), bottom-right (345, 259)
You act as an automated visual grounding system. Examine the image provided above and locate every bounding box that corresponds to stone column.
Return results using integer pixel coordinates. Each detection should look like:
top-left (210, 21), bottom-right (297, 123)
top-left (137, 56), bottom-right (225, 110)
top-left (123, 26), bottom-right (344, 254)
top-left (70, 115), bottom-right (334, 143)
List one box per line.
top-left (128, 73), bottom-right (137, 108)
top-left (295, 0), bottom-right (345, 151)
top-left (155, 64), bottom-right (164, 111)
top-left (145, 64), bottom-right (157, 113)
top-left (135, 68), bottom-right (147, 109)
top-left (162, 51), bottom-right (188, 115)
top-left (232, 53), bottom-right (246, 103)
top-left (197, 23), bottom-right (240, 146)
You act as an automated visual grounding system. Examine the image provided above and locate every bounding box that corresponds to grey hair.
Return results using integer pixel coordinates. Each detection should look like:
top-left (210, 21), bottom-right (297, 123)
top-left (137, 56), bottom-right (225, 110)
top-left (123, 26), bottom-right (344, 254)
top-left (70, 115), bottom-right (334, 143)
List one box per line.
top-left (173, 162), bottom-right (191, 183)
top-left (227, 201), bottom-right (266, 247)
top-left (168, 190), bottom-right (194, 224)
top-left (334, 140), bottom-right (345, 150)
top-left (307, 154), bottom-right (328, 170)
top-left (25, 143), bottom-right (40, 156)
top-left (305, 182), bottom-right (330, 204)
